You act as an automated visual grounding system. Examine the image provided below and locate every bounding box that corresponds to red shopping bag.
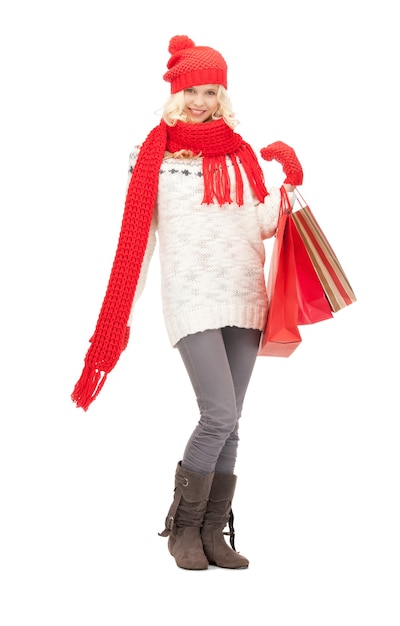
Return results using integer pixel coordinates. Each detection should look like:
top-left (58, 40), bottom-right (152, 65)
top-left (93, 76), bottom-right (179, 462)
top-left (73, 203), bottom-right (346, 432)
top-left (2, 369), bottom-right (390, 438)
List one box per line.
top-left (291, 193), bottom-right (356, 312)
top-left (258, 209), bottom-right (302, 357)
top-left (288, 217), bottom-right (333, 325)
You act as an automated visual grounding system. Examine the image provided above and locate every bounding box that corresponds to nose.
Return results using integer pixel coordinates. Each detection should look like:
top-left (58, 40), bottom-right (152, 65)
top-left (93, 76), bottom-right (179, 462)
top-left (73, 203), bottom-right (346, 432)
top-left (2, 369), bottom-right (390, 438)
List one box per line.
top-left (192, 93), bottom-right (205, 107)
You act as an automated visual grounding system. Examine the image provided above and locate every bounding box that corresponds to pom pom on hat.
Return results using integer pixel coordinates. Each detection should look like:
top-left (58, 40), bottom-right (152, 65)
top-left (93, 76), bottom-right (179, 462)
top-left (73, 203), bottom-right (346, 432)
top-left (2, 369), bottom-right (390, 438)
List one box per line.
top-left (163, 35), bottom-right (228, 94)
top-left (168, 35), bottom-right (196, 55)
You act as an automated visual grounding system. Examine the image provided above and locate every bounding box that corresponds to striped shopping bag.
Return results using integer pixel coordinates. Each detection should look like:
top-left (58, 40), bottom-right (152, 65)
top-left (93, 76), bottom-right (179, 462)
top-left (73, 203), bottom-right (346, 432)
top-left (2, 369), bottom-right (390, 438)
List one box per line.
top-left (291, 193), bottom-right (356, 312)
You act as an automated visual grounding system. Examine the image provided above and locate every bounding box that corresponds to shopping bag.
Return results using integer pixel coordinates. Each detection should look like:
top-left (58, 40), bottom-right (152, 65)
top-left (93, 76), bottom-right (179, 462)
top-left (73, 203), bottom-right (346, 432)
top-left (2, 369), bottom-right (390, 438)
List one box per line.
top-left (288, 217), bottom-right (333, 325)
top-left (258, 209), bottom-right (302, 357)
top-left (291, 194), bottom-right (357, 312)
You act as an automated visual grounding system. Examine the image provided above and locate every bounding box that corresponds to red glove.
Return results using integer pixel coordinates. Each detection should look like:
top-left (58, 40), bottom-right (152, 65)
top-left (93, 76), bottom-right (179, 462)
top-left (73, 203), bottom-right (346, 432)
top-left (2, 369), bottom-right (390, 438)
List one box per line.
top-left (261, 141), bottom-right (303, 186)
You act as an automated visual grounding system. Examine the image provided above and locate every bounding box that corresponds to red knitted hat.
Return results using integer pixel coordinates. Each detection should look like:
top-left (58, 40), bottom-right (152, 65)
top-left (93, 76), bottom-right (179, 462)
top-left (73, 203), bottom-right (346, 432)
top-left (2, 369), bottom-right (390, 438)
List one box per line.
top-left (163, 35), bottom-right (228, 93)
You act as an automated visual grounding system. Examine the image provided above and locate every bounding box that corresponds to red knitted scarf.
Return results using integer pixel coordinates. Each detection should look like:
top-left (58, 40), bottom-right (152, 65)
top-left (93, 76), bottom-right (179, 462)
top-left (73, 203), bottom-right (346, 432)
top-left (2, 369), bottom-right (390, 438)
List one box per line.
top-left (72, 118), bottom-right (268, 410)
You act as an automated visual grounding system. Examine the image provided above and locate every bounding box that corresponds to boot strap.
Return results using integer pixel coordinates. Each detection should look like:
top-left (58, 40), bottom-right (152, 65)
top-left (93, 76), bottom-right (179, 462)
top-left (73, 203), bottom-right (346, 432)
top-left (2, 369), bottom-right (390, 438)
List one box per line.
top-left (222, 509), bottom-right (236, 551)
top-left (158, 488), bottom-right (182, 537)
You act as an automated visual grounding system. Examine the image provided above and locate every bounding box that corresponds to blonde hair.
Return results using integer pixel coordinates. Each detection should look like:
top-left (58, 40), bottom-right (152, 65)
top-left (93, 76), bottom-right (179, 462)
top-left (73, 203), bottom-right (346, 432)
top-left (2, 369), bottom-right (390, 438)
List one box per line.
top-left (161, 86), bottom-right (238, 158)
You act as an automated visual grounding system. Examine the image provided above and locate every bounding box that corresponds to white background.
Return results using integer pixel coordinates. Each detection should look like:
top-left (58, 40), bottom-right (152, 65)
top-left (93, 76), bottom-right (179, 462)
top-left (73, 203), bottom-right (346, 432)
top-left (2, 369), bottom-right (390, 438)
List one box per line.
top-left (1, 1), bottom-right (399, 624)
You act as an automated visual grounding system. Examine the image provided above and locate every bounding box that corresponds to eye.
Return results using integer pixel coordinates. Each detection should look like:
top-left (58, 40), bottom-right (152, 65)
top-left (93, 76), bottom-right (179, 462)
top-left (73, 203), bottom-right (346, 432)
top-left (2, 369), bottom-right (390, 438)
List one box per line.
top-left (185, 88), bottom-right (195, 94)
top-left (206, 91), bottom-right (216, 96)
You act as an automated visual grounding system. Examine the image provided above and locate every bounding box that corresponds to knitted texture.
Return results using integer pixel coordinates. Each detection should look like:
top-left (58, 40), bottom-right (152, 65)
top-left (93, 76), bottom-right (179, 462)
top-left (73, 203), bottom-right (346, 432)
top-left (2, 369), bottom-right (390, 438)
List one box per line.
top-left (164, 35), bottom-right (228, 93)
top-left (72, 119), bottom-right (269, 410)
top-left (71, 122), bottom-right (167, 410)
top-left (261, 141), bottom-right (304, 186)
top-left (166, 119), bottom-right (268, 205)
top-left (152, 155), bottom-right (283, 347)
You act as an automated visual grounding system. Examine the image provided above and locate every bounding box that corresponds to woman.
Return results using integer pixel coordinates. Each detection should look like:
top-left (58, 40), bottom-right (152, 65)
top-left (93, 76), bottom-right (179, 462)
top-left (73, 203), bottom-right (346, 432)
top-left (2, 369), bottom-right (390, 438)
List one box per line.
top-left (72, 35), bottom-right (303, 571)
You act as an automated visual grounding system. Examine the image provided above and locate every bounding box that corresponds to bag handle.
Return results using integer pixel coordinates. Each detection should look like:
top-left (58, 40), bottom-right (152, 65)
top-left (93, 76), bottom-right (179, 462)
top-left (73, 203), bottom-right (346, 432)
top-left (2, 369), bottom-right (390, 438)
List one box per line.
top-left (293, 188), bottom-right (307, 208)
top-left (280, 185), bottom-right (293, 216)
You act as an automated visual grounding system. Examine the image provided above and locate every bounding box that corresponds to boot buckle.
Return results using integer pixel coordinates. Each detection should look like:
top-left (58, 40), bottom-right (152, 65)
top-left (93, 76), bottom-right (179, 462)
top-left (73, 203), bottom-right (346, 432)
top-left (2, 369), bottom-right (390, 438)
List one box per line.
top-left (158, 515), bottom-right (174, 538)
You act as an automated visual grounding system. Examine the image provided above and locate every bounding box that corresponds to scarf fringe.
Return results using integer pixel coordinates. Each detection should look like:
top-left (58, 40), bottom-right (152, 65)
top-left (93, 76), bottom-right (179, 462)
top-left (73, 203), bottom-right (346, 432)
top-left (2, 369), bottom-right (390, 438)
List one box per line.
top-left (71, 366), bottom-right (107, 412)
top-left (231, 155), bottom-right (244, 205)
top-left (202, 147), bottom-right (268, 207)
top-left (203, 154), bottom-right (232, 205)
top-left (71, 327), bottom-right (130, 411)
top-left (239, 143), bottom-right (268, 203)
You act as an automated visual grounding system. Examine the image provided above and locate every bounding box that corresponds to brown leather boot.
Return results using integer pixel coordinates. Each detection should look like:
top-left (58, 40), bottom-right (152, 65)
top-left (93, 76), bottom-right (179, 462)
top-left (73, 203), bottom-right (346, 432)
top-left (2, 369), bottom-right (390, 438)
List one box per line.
top-left (159, 462), bottom-right (214, 570)
top-left (201, 472), bottom-right (249, 569)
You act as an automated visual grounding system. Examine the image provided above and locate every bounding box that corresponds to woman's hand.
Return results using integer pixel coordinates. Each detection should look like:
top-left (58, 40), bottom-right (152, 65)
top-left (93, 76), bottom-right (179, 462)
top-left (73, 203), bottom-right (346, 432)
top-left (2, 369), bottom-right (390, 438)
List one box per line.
top-left (260, 141), bottom-right (303, 186)
top-left (283, 183), bottom-right (295, 192)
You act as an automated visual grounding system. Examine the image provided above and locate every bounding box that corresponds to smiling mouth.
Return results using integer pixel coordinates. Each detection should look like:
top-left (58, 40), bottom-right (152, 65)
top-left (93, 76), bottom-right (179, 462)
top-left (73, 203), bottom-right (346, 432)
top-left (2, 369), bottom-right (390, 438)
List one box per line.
top-left (189, 108), bottom-right (206, 116)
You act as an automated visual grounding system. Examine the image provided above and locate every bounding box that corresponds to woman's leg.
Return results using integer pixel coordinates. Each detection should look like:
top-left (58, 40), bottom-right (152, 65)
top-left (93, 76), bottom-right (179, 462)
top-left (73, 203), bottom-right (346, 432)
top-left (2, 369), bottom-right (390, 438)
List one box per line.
top-left (164, 327), bottom-right (260, 569)
top-left (176, 327), bottom-right (261, 475)
top-left (215, 326), bottom-right (261, 473)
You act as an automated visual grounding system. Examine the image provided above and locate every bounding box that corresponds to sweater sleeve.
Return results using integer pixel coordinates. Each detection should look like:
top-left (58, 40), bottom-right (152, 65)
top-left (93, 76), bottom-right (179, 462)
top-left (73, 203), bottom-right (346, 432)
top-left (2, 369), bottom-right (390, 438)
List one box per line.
top-left (255, 186), bottom-right (295, 239)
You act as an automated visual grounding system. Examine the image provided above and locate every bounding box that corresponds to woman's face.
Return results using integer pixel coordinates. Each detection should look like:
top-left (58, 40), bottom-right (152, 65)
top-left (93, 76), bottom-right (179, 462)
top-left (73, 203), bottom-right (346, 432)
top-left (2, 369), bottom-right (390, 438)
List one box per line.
top-left (183, 85), bottom-right (219, 123)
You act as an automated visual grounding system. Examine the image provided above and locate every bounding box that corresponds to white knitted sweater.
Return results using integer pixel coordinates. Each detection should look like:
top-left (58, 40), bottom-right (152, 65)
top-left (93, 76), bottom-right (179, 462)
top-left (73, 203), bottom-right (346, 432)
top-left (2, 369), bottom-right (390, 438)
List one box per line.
top-left (128, 147), bottom-right (287, 347)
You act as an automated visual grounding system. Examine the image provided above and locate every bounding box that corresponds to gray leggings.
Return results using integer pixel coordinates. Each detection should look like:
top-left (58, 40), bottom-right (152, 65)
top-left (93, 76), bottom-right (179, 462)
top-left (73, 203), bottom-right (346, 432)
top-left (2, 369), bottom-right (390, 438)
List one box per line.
top-left (176, 326), bottom-right (261, 475)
